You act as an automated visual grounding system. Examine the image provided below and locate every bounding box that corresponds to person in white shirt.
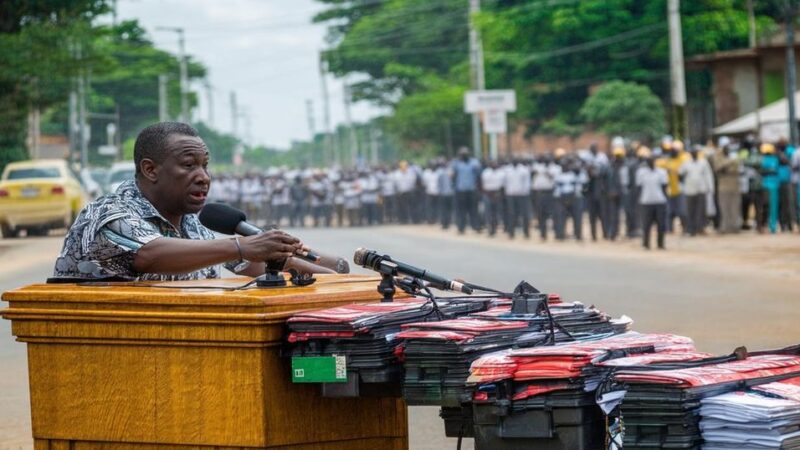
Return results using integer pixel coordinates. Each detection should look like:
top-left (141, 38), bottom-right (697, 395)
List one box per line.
top-left (394, 161), bottom-right (418, 224)
top-left (378, 167), bottom-right (396, 224)
top-left (481, 160), bottom-right (505, 236)
top-left (553, 158), bottom-right (588, 241)
top-left (679, 146), bottom-right (715, 236)
top-left (359, 170), bottom-right (381, 226)
top-left (269, 175), bottom-right (290, 227)
top-left (503, 159), bottom-right (532, 238)
top-left (422, 163), bottom-right (441, 225)
top-left (636, 150), bottom-right (669, 249)
top-left (532, 153), bottom-right (563, 240)
top-left (437, 162), bottom-right (455, 229)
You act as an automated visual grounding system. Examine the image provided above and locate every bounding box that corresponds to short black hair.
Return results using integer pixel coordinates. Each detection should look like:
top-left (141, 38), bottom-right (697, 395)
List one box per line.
top-left (133, 122), bottom-right (199, 175)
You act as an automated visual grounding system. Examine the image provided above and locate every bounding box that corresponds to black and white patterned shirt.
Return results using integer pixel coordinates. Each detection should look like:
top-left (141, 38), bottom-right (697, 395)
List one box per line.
top-left (54, 179), bottom-right (220, 281)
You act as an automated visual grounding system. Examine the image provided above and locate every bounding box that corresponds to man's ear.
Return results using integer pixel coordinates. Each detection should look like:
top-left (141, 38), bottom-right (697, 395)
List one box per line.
top-left (139, 158), bottom-right (159, 184)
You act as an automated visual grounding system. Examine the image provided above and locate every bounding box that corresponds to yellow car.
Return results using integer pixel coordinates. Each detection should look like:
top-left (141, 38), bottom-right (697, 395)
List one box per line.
top-left (0, 159), bottom-right (88, 237)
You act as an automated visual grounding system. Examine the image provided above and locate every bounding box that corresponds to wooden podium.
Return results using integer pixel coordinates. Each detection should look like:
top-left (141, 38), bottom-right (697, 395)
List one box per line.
top-left (1, 275), bottom-right (409, 449)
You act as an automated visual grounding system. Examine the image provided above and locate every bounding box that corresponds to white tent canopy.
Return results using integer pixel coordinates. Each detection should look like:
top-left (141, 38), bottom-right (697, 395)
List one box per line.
top-left (713, 91), bottom-right (800, 141)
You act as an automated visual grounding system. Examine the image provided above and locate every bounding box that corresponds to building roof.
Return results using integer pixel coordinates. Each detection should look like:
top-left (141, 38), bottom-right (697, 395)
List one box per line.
top-left (713, 91), bottom-right (800, 137)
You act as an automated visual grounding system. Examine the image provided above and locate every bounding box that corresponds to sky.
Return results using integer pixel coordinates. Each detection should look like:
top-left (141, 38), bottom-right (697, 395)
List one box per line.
top-left (116, 0), bottom-right (386, 149)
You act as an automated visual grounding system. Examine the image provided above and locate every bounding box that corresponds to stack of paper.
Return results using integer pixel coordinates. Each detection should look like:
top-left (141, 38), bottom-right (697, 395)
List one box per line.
top-left (701, 377), bottom-right (800, 450)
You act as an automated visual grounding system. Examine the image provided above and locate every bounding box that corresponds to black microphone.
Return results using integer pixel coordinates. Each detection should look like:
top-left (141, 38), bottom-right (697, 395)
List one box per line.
top-left (198, 203), bottom-right (335, 267)
top-left (353, 248), bottom-right (473, 294)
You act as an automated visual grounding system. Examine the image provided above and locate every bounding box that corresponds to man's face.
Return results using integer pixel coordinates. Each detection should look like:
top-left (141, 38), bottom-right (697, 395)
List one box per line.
top-left (155, 134), bottom-right (210, 215)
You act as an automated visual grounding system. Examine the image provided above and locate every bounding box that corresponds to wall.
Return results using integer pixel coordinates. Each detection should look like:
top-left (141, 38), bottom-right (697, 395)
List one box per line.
top-left (496, 124), bottom-right (609, 157)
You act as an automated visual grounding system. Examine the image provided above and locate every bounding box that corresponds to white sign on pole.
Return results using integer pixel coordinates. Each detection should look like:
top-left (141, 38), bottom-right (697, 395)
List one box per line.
top-left (483, 110), bottom-right (507, 134)
top-left (97, 145), bottom-right (118, 156)
top-left (465, 90), bottom-right (516, 113)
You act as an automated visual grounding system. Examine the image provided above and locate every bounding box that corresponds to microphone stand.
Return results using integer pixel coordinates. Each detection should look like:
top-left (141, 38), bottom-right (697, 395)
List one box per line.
top-left (256, 259), bottom-right (288, 288)
top-left (376, 262), bottom-right (397, 303)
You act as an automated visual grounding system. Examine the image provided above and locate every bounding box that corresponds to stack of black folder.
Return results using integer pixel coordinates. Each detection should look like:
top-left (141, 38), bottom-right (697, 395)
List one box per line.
top-left (467, 333), bottom-right (697, 450)
top-left (397, 318), bottom-right (536, 407)
top-left (286, 298), bottom-right (486, 383)
top-left (615, 354), bottom-right (800, 450)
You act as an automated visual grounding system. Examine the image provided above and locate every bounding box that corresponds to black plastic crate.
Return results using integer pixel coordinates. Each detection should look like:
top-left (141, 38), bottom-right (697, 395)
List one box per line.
top-left (440, 406), bottom-right (474, 438)
top-left (472, 402), bottom-right (606, 450)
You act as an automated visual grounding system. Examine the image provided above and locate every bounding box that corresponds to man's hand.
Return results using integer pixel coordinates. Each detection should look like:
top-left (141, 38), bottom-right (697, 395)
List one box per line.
top-left (239, 230), bottom-right (303, 262)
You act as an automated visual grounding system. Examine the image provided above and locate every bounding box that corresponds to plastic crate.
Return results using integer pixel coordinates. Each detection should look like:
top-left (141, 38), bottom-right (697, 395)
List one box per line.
top-left (472, 401), bottom-right (606, 450)
top-left (440, 406), bottom-right (474, 438)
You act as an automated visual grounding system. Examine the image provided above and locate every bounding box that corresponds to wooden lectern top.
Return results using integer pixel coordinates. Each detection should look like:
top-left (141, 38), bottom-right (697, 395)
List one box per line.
top-left (2, 273), bottom-right (384, 309)
top-left (1, 274), bottom-right (404, 346)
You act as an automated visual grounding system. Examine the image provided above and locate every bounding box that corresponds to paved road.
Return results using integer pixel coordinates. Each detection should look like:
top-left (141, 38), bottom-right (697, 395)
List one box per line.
top-left (1, 227), bottom-right (799, 449)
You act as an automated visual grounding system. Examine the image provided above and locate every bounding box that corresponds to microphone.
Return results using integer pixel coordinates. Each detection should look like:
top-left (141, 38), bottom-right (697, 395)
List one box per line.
top-left (199, 203), bottom-right (349, 273)
top-left (353, 248), bottom-right (473, 294)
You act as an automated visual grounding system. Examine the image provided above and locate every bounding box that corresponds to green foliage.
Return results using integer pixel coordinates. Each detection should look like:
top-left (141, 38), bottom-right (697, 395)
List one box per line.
top-left (315, 0), bottom-right (779, 149)
top-left (538, 117), bottom-right (582, 138)
top-left (579, 80), bottom-right (665, 141)
top-left (0, 1), bottom-right (211, 169)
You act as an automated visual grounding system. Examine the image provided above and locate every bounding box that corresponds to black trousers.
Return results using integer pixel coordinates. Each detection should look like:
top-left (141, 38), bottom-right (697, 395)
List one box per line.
top-left (382, 195), bottom-right (396, 224)
top-left (361, 202), bottom-right (380, 226)
top-left (483, 191), bottom-right (503, 235)
top-left (439, 195), bottom-right (454, 229)
top-left (397, 192), bottom-right (413, 224)
top-left (779, 182), bottom-right (795, 231)
top-left (505, 194), bottom-right (531, 238)
top-left (455, 191), bottom-right (480, 233)
top-left (685, 193), bottom-right (706, 236)
top-left (606, 195), bottom-right (622, 240)
top-left (426, 194), bottom-right (440, 224)
top-left (554, 194), bottom-right (583, 240)
top-left (533, 190), bottom-right (554, 239)
top-left (587, 196), bottom-right (607, 241)
top-left (624, 191), bottom-right (641, 237)
top-left (641, 203), bottom-right (667, 249)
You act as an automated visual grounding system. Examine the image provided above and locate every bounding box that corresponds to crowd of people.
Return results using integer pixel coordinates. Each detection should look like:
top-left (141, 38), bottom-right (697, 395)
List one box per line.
top-left (208, 136), bottom-right (800, 250)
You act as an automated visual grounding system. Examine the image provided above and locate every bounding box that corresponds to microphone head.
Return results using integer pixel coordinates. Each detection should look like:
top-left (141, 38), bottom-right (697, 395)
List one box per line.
top-left (199, 203), bottom-right (246, 235)
top-left (353, 247), bottom-right (372, 267)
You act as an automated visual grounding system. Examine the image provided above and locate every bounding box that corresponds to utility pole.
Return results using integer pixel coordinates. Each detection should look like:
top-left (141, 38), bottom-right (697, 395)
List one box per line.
top-left (305, 99), bottom-right (316, 140)
top-left (68, 87), bottom-right (78, 161)
top-left (158, 74), bottom-right (169, 122)
top-left (667, 0), bottom-right (687, 141)
top-left (747, 0), bottom-right (757, 48)
top-left (747, 0), bottom-right (763, 136)
top-left (230, 91), bottom-right (242, 165)
top-left (342, 82), bottom-right (359, 167)
top-left (156, 27), bottom-right (189, 122)
top-left (370, 126), bottom-right (379, 164)
top-left (319, 53), bottom-right (334, 166)
top-left (785, 2), bottom-right (799, 146)
top-left (205, 79), bottom-right (214, 126)
top-left (469, 0), bottom-right (485, 158)
top-left (76, 43), bottom-right (89, 170)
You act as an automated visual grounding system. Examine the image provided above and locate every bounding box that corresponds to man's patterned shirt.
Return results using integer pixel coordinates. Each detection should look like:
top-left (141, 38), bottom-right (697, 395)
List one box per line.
top-left (54, 179), bottom-right (220, 281)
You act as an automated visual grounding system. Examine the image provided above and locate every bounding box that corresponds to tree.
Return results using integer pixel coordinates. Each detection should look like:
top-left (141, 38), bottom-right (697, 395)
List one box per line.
top-left (314, 0), bottom-right (779, 149)
top-left (579, 80), bottom-right (666, 141)
top-left (0, 1), bottom-right (111, 164)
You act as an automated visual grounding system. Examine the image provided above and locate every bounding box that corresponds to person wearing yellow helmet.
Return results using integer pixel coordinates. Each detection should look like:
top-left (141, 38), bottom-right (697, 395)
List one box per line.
top-left (759, 142), bottom-right (780, 233)
top-left (658, 140), bottom-right (690, 233)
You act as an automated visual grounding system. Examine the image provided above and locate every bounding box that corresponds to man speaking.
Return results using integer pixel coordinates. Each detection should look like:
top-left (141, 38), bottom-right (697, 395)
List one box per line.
top-left (54, 122), bottom-right (321, 281)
